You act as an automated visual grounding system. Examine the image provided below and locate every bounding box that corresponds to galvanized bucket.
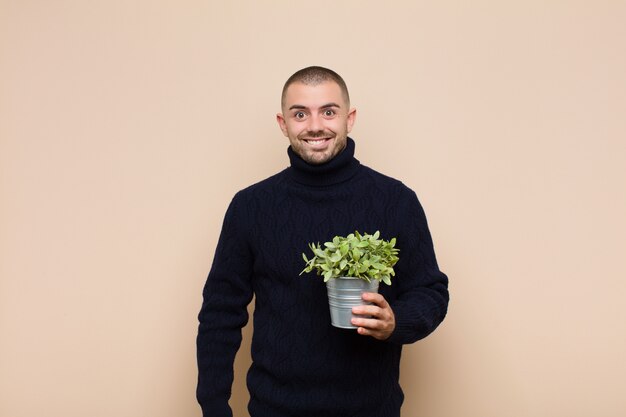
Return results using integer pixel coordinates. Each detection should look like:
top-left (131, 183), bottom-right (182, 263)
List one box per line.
top-left (326, 277), bottom-right (379, 329)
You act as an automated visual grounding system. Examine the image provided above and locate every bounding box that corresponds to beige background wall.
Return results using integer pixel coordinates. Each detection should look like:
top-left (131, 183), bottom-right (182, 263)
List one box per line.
top-left (1, 1), bottom-right (625, 416)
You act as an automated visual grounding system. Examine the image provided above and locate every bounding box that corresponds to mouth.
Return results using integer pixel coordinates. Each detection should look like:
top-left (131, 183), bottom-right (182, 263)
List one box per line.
top-left (303, 137), bottom-right (332, 147)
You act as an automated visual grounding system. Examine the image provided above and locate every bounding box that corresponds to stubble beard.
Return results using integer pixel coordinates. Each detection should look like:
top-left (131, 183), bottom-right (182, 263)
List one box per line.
top-left (295, 133), bottom-right (347, 165)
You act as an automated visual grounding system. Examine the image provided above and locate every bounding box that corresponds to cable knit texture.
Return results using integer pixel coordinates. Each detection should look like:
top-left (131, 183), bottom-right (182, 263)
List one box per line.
top-left (197, 138), bottom-right (449, 417)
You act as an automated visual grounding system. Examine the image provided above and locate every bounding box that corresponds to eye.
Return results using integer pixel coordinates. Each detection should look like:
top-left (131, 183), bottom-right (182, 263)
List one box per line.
top-left (295, 111), bottom-right (306, 119)
top-left (323, 109), bottom-right (336, 117)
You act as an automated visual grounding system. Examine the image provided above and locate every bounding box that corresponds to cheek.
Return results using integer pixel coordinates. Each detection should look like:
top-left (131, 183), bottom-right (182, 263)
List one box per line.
top-left (284, 122), bottom-right (301, 136)
top-left (327, 120), bottom-right (346, 134)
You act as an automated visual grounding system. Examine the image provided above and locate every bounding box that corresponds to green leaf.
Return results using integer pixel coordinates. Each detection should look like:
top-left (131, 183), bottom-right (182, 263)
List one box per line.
top-left (301, 231), bottom-right (399, 286)
top-left (329, 252), bottom-right (342, 262)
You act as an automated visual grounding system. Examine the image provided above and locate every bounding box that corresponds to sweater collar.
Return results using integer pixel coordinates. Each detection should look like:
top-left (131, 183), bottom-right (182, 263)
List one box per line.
top-left (287, 137), bottom-right (361, 187)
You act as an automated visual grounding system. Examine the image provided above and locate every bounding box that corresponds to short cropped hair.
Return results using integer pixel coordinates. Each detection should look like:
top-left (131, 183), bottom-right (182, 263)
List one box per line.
top-left (281, 66), bottom-right (350, 109)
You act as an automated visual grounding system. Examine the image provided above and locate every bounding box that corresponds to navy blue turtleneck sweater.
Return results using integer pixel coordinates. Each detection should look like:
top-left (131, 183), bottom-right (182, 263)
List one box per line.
top-left (197, 138), bottom-right (449, 417)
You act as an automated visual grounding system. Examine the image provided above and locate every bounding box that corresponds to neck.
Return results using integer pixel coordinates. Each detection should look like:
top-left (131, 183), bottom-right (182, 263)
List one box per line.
top-left (287, 137), bottom-right (360, 187)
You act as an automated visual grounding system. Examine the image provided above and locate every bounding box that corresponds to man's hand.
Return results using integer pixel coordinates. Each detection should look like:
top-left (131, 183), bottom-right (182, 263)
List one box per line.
top-left (351, 292), bottom-right (395, 340)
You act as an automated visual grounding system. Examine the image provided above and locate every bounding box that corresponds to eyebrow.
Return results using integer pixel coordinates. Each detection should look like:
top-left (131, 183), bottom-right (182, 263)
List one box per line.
top-left (288, 102), bottom-right (342, 111)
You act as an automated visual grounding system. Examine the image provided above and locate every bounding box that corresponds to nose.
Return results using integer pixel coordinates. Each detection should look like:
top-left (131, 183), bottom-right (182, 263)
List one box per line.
top-left (307, 114), bottom-right (323, 133)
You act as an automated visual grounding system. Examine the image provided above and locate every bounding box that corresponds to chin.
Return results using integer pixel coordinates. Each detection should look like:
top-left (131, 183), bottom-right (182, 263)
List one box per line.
top-left (304, 151), bottom-right (333, 165)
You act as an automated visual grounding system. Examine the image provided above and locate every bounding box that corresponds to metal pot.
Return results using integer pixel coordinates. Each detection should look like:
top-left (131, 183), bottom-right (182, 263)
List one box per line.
top-left (326, 277), bottom-right (379, 329)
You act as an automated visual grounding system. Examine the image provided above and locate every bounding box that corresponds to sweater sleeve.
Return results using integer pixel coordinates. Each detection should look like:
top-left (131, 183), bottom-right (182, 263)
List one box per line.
top-left (386, 187), bottom-right (449, 345)
top-left (196, 193), bottom-right (254, 417)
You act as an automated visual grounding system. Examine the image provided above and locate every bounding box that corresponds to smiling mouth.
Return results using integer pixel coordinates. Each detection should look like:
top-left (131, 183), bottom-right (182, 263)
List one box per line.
top-left (303, 138), bottom-right (331, 144)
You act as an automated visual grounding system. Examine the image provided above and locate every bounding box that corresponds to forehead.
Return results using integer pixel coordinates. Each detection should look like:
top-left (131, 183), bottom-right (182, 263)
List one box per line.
top-left (283, 81), bottom-right (346, 109)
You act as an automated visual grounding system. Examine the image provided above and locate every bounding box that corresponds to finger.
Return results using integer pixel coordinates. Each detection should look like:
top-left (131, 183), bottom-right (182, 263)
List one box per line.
top-left (351, 305), bottom-right (382, 317)
top-left (357, 326), bottom-right (373, 336)
top-left (357, 326), bottom-right (389, 340)
top-left (362, 292), bottom-right (390, 309)
top-left (351, 317), bottom-right (383, 330)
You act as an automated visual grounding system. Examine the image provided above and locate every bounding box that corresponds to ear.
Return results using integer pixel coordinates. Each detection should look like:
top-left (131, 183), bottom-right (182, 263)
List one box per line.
top-left (346, 107), bottom-right (357, 133)
top-left (276, 113), bottom-right (289, 137)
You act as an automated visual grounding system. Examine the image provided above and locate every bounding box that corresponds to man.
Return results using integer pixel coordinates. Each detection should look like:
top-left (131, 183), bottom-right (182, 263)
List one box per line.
top-left (197, 66), bottom-right (449, 417)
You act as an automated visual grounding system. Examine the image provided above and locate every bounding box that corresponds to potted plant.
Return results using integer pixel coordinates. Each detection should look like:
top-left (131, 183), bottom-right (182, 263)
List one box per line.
top-left (300, 231), bottom-right (400, 329)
